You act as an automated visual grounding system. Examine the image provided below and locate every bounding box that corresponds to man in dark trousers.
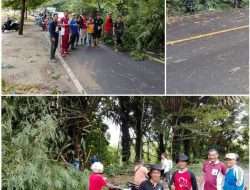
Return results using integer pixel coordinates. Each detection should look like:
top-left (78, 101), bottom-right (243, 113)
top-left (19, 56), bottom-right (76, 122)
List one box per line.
top-left (139, 164), bottom-right (164, 190)
top-left (233, 0), bottom-right (242, 8)
top-left (184, 0), bottom-right (195, 13)
top-left (93, 13), bottom-right (103, 47)
top-left (49, 13), bottom-right (59, 62)
top-left (113, 16), bottom-right (124, 50)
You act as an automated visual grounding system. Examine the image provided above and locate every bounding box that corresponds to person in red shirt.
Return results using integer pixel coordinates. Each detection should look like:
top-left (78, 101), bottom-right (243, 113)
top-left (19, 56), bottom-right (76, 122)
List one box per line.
top-left (81, 14), bottom-right (87, 45)
top-left (104, 13), bottom-right (113, 37)
top-left (89, 162), bottom-right (120, 190)
top-left (202, 149), bottom-right (226, 190)
top-left (170, 154), bottom-right (198, 190)
top-left (60, 11), bottom-right (70, 57)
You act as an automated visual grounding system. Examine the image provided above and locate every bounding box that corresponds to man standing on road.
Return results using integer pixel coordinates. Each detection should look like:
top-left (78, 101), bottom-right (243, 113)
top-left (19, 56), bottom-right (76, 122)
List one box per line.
top-left (104, 13), bottom-right (113, 42)
top-left (60, 11), bottom-right (70, 57)
top-left (113, 16), bottom-right (124, 50)
top-left (233, 0), bottom-right (242, 8)
top-left (69, 14), bottom-right (78, 50)
top-left (93, 13), bottom-right (103, 47)
top-left (184, 0), bottom-right (195, 13)
top-left (49, 13), bottom-right (59, 62)
top-left (223, 153), bottom-right (245, 190)
top-left (202, 149), bottom-right (227, 190)
top-left (139, 164), bottom-right (164, 190)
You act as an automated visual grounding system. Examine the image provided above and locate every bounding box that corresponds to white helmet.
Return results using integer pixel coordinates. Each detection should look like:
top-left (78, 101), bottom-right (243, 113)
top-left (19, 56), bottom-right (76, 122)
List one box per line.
top-left (91, 162), bottom-right (104, 173)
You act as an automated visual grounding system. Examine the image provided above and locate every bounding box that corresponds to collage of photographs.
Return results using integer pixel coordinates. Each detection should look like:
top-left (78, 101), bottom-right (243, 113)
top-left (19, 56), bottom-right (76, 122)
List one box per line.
top-left (0, 0), bottom-right (249, 190)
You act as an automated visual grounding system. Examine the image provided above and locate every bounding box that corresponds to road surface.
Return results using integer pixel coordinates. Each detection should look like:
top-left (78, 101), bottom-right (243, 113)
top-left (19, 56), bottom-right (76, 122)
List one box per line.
top-left (62, 44), bottom-right (164, 94)
top-left (167, 9), bottom-right (249, 94)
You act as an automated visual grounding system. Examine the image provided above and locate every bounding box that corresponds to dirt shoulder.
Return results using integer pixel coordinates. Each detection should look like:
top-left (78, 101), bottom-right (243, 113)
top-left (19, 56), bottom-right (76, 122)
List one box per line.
top-left (2, 21), bottom-right (77, 94)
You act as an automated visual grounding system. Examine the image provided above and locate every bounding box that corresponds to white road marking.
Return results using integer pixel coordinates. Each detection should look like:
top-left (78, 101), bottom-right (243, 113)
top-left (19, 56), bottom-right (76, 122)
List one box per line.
top-left (44, 33), bottom-right (86, 94)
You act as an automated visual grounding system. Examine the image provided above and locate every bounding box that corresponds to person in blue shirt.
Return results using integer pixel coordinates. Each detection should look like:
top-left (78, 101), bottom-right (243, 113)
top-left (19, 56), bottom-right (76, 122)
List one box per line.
top-left (223, 153), bottom-right (245, 190)
top-left (69, 14), bottom-right (79, 50)
top-left (48, 13), bottom-right (59, 62)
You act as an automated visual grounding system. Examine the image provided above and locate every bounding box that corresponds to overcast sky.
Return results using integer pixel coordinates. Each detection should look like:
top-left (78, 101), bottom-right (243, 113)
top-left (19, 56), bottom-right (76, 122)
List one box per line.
top-left (103, 117), bottom-right (120, 147)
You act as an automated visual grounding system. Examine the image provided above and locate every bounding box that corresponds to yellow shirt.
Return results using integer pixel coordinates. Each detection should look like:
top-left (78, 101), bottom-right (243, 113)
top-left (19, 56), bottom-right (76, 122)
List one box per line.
top-left (87, 22), bottom-right (94, 33)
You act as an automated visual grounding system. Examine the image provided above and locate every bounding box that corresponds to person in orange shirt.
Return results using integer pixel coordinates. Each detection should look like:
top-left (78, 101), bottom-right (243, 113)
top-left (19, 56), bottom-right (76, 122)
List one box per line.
top-left (87, 16), bottom-right (94, 47)
top-left (134, 160), bottom-right (149, 187)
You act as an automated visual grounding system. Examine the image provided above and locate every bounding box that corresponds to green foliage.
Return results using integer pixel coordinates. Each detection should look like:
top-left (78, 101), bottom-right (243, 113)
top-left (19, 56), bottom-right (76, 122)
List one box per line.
top-left (2, 97), bottom-right (89, 190)
top-left (2, 0), bottom-right (50, 10)
top-left (45, 0), bottom-right (164, 52)
top-left (130, 50), bottom-right (146, 61)
top-left (167, 0), bottom-right (249, 15)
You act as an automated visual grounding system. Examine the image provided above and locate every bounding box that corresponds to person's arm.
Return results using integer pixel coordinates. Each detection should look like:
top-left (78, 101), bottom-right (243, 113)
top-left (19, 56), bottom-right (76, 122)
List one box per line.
top-left (235, 167), bottom-right (244, 188)
top-left (106, 183), bottom-right (121, 189)
top-left (170, 171), bottom-right (176, 190)
top-left (190, 171), bottom-right (198, 190)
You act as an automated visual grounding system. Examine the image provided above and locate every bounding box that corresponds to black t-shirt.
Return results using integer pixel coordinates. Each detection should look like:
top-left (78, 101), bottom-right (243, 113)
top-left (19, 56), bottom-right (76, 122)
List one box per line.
top-left (94, 18), bottom-right (103, 32)
top-left (139, 180), bottom-right (164, 190)
top-left (49, 20), bottom-right (59, 38)
top-left (114, 21), bottom-right (124, 34)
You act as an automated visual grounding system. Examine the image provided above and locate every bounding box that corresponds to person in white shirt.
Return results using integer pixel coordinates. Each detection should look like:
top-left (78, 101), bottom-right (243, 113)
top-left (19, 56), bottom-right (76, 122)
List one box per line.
top-left (161, 152), bottom-right (173, 187)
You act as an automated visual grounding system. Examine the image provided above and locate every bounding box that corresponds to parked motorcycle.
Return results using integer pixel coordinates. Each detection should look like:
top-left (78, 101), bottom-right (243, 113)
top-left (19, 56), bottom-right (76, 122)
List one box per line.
top-left (2, 19), bottom-right (20, 32)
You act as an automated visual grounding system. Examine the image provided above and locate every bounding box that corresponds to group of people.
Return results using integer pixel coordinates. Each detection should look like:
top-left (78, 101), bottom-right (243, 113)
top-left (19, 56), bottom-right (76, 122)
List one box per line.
top-left (133, 149), bottom-right (246, 190)
top-left (184, 0), bottom-right (243, 13)
top-left (48, 11), bottom-right (124, 62)
top-left (87, 149), bottom-right (246, 190)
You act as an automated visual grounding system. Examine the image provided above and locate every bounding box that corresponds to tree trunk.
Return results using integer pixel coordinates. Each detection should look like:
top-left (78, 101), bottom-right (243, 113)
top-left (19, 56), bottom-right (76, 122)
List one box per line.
top-left (120, 97), bottom-right (131, 163)
top-left (158, 132), bottom-right (165, 160)
top-left (121, 115), bottom-right (130, 162)
top-left (25, 7), bottom-right (28, 20)
top-left (135, 97), bottom-right (145, 162)
top-left (19, 0), bottom-right (26, 35)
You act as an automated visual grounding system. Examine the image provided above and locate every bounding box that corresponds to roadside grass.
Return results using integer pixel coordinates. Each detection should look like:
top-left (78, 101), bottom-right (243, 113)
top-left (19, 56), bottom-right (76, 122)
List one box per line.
top-left (168, 0), bottom-right (249, 16)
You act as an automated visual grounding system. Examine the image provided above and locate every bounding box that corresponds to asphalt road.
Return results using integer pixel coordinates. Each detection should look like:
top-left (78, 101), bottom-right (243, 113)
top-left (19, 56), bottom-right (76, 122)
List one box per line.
top-left (167, 9), bottom-right (249, 94)
top-left (62, 44), bottom-right (165, 94)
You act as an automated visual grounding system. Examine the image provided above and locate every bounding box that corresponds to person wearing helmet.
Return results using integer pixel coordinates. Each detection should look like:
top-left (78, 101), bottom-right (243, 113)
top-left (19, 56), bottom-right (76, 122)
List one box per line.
top-left (170, 154), bottom-right (198, 190)
top-left (89, 162), bottom-right (120, 190)
top-left (139, 164), bottom-right (164, 190)
top-left (223, 153), bottom-right (245, 190)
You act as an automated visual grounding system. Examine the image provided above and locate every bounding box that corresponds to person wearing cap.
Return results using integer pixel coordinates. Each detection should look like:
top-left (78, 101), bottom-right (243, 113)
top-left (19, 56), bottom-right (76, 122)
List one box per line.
top-left (60, 11), bottom-right (70, 57)
top-left (48, 13), bottom-right (59, 62)
top-left (139, 164), bottom-right (164, 190)
top-left (170, 154), bottom-right (198, 190)
top-left (89, 162), bottom-right (120, 190)
top-left (223, 153), bottom-right (245, 190)
top-left (93, 13), bottom-right (103, 47)
top-left (202, 149), bottom-right (226, 190)
top-left (134, 160), bottom-right (149, 186)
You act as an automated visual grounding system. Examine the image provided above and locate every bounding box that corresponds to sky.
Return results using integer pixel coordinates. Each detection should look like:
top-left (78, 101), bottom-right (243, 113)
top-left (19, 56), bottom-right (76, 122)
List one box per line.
top-left (103, 117), bottom-right (120, 147)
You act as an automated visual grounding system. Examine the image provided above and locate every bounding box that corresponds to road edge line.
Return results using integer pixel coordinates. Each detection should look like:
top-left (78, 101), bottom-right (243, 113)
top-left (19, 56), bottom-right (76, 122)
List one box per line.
top-left (44, 33), bottom-right (87, 94)
top-left (167, 25), bottom-right (249, 45)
